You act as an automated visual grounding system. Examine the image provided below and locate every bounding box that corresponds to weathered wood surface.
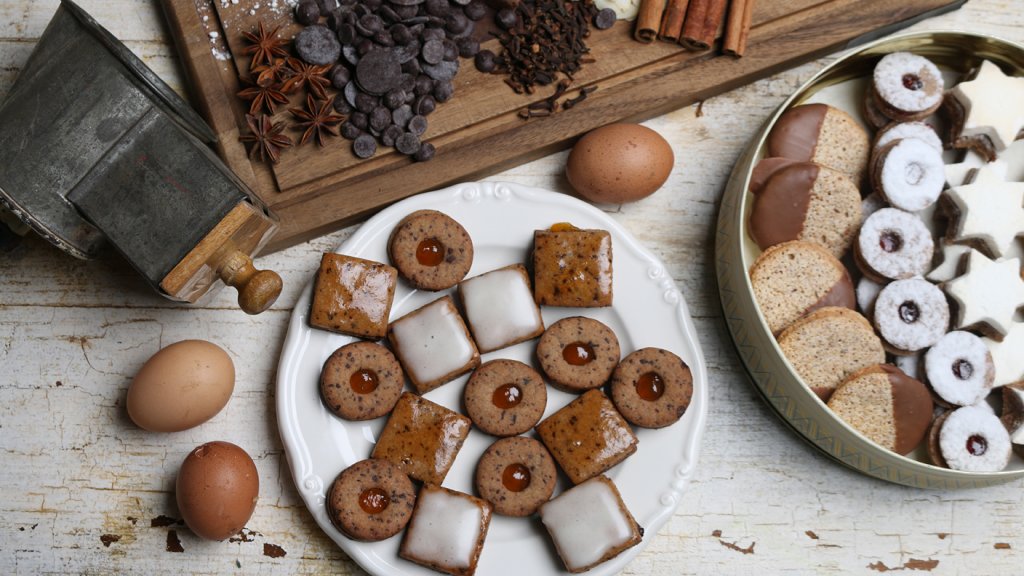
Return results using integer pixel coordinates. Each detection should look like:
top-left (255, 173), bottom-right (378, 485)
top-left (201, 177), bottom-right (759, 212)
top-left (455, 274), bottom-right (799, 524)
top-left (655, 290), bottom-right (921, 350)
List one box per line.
top-left (1, 1), bottom-right (1023, 574)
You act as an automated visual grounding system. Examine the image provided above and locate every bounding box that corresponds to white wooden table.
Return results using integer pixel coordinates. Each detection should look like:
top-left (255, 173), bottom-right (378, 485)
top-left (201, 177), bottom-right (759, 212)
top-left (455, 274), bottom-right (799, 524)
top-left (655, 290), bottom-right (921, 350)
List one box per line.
top-left (2, 1), bottom-right (1023, 574)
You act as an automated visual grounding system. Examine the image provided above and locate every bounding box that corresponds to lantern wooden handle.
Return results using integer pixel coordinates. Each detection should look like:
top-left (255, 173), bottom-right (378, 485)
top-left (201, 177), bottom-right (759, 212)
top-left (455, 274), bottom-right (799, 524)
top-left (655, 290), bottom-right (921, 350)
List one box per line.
top-left (216, 249), bottom-right (283, 315)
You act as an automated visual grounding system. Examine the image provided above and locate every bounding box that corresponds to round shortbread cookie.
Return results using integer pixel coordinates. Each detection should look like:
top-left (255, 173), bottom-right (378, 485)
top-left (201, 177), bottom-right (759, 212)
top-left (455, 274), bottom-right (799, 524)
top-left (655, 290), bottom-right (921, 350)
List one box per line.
top-left (827, 363), bottom-right (934, 455)
top-left (387, 209), bottom-right (473, 291)
top-left (327, 458), bottom-right (417, 542)
top-left (474, 436), bottom-right (557, 517)
top-left (536, 317), bottom-right (620, 393)
top-left (610, 347), bottom-right (693, 429)
top-left (938, 406), bottom-right (1011, 472)
top-left (778, 307), bottom-right (885, 401)
top-left (924, 331), bottom-right (995, 407)
top-left (464, 359), bottom-right (547, 437)
top-left (749, 240), bottom-right (855, 335)
top-left (320, 341), bottom-right (405, 421)
top-left (873, 278), bottom-right (949, 354)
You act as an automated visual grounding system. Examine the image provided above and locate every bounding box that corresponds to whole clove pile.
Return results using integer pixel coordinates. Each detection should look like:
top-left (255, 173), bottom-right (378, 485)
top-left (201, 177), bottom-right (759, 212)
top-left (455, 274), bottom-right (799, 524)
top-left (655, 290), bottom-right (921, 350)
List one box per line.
top-left (475, 0), bottom-right (611, 102)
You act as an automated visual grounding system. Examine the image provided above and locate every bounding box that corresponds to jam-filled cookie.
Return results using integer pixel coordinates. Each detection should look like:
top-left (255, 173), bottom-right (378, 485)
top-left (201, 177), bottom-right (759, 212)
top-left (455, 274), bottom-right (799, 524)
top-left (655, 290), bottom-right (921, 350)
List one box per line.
top-left (388, 209), bottom-right (474, 291)
top-left (327, 458), bottom-right (417, 542)
top-left (855, 208), bottom-right (934, 281)
top-left (870, 52), bottom-right (944, 122)
top-left (474, 436), bottom-right (557, 517)
top-left (464, 359), bottom-right (547, 437)
top-left (778, 307), bottom-right (885, 402)
top-left (749, 240), bottom-right (855, 335)
top-left (937, 405), bottom-right (1011, 472)
top-left (827, 364), bottom-right (934, 455)
top-left (536, 317), bottom-right (620, 393)
top-left (748, 162), bottom-right (861, 258)
top-left (766, 103), bottom-right (870, 182)
top-left (320, 341), bottom-right (405, 421)
top-left (610, 347), bottom-right (693, 429)
top-left (872, 278), bottom-right (949, 355)
top-left (870, 138), bottom-right (945, 212)
top-left (924, 331), bottom-right (995, 407)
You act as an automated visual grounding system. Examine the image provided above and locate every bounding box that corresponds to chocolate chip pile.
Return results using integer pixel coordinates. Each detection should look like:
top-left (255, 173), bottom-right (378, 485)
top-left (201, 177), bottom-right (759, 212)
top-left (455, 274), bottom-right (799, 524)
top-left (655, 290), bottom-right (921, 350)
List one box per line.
top-left (291, 0), bottom-right (489, 161)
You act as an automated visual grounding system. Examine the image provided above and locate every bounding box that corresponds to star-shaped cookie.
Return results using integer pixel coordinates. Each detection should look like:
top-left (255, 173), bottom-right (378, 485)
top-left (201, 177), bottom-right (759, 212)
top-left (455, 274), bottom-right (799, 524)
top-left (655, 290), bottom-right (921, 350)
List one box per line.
top-left (943, 164), bottom-right (1024, 258)
top-left (927, 241), bottom-right (971, 282)
top-left (944, 250), bottom-right (1024, 338)
top-left (950, 60), bottom-right (1024, 152)
top-left (986, 322), bottom-right (1024, 387)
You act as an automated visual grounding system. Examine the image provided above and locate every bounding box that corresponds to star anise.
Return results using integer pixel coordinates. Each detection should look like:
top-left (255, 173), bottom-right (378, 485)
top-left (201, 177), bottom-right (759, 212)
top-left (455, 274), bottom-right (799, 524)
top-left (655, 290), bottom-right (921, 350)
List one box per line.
top-left (241, 21), bottom-right (289, 71)
top-left (237, 77), bottom-right (289, 115)
top-left (239, 114), bottom-right (293, 163)
top-left (280, 57), bottom-right (332, 100)
top-left (252, 58), bottom-right (288, 85)
top-left (290, 94), bottom-right (343, 147)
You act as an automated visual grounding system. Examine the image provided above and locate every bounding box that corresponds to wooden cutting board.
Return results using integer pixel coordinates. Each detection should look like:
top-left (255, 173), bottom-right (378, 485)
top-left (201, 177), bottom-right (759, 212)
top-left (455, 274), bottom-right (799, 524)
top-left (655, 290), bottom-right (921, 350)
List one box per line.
top-left (163, 0), bottom-right (965, 253)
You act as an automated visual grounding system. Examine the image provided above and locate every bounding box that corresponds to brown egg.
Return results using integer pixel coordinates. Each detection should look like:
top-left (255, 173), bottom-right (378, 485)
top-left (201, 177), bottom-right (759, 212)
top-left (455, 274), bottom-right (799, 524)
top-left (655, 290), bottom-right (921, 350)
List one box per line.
top-left (127, 340), bottom-right (235, 432)
top-left (176, 441), bottom-right (259, 541)
top-left (565, 123), bottom-right (674, 204)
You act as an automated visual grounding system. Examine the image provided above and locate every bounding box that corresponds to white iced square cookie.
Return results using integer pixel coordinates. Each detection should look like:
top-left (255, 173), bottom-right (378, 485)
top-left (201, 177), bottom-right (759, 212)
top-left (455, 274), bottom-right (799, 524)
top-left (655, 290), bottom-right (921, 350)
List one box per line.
top-left (399, 485), bottom-right (492, 576)
top-left (388, 295), bottom-right (480, 393)
top-left (539, 475), bottom-right (642, 574)
top-left (457, 264), bottom-right (545, 353)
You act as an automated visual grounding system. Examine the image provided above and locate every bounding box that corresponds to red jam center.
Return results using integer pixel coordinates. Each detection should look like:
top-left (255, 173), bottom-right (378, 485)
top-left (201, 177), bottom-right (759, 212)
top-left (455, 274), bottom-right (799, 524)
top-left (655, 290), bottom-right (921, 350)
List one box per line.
top-left (636, 372), bottom-right (665, 401)
top-left (502, 463), bottom-right (531, 492)
top-left (492, 383), bottom-right (523, 409)
top-left (898, 301), bottom-right (920, 324)
top-left (902, 73), bottom-right (923, 91)
top-left (952, 359), bottom-right (974, 380)
top-left (966, 434), bottom-right (988, 456)
top-left (350, 369), bottom-right (379, 394)
top-left (416, 238), bottom-right (444, 266)
top-left (359, 487), bottom-right (390, 514)
top-left (880, 231), bottom-right (903, 253)
top-left (563, 342), bottom-right (595, 366)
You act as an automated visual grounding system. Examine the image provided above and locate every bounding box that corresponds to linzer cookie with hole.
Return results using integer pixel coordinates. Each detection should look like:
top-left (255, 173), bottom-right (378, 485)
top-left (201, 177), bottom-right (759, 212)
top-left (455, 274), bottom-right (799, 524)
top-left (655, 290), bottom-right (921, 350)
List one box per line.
top-left (924, 331), bottom-right (995, 407)
top-left (777, 307), bottom-right (885, 401)
top-left (536, 316), bottom-right (621, 393)
top-left (320, 341), bottom-right (405, 421)
top-left (310, 253), bottom-right (397, 339)
top-left (464, 359), bottom-right (547, 437)
top-left (826, 364), bottom-right (934, 455)
top-left (533, 226), bottom-right (613, 307)
top-left (855, 208), bottom-right (934, 281)
top-left (935, 405), bottom-right (1011, 472)
top-left (474, 436), bottom-right (557, 517)
top-left (869, 52), bottom-right (944, 122)
top-left (747, 162), bottom-right (861, 258)
top-left (326, 458), bottom-right (416, 542)
top-left (765, 103), bottom-right (870, 182)
top-left (872, 278), bottom-right (949, 355)
top-left (749, 241), bottom-right (855, 335)
top-left (869, 138), bottom-right (945, 212)
top-left (610, 347), bottom-right (693, 429)
top-left (388, 210), bottom-right (474, 291)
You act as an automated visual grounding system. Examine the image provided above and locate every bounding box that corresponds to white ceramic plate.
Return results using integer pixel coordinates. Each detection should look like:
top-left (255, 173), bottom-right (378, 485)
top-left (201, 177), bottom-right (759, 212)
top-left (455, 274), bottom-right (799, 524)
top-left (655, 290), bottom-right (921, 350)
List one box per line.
top-left (277, 181), bottom-right (708, 575)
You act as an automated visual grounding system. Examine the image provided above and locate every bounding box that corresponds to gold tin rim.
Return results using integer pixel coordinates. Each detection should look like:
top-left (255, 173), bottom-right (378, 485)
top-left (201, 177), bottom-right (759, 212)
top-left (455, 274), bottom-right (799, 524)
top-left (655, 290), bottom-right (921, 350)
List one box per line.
top-left (715, 30), bottom-right (1024, 489)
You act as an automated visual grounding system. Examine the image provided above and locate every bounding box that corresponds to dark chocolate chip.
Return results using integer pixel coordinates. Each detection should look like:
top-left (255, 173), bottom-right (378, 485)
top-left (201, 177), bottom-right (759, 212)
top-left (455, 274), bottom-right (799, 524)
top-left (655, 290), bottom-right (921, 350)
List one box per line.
top-left (408, 114), bottom-right (428, 135)
top-left (357, 13), bottom-right (384, 35)
top-left (425, 0), bottom-right (449, 17)
top-left (382, 124), bottom-right (404, 146)
top-left (341, 120), bottom-right (363, 139)
top-left (401, 57), bottom-right (422, 74)
top-left (356, 48), bottom-right (403, 94)
top-left (463, 0), bottom-right (487, 21)
top-left (446, 12), bottom-right (470, 34)
top-left (344, 80), bottom-right (359, 107)
top-left (475, 49), bottom-right (496, 73)
top-left (370, 106), bottom-right (393, 132)
top-left (433, 80), bottom-right (453, 103)
top-left (317, 0), bottom-right (342, 15)
top-left (442, 38), bottom-right (458, 61)
top-left (593, 8), bottom-right (616, 30)
top-left (295, 25), bottom-right (342, 66)
top-left (421, 27), bottom-right (445, 43)
top-left (390, 23), bottom-right (413, 44)
top-left (414, 74), bottom-right (434, 95)
top-left (457, 38), bottom-right (480, 58)
top-left (329, 64), bottom-right (351, 89)
top-left (396, 132), bottom-right (422, 155)
top-left (295, 0), bottom-right (321, 25)
top-left (355, 91), bottom-right (380, 113)
top-left (353, 134), bottom-right (378, 158)
top-left (349, 111), bottom-right (369, 130)
top-left (342, 43), bottom-right (361, 65)
top-left (422, 59), bottom-right (458, 80)
top-left (496, 8), bottom-right (518, 29)
top-left (392, 104), bottom-right (414, 128)
top-left (379, 5), bottom-right (401, 22)
top-left (414, 94), bottom-right (436, 115)
top-left (422, 39), bottom-right (444, 64)
top-left (414, 141), bottom-right (436, 161)
top-left (333, 96), bottom-right (354, 115)
top-left (384, 88), bottom-right (407, 109)
top-left (357, 38), bottom-right (375, 55)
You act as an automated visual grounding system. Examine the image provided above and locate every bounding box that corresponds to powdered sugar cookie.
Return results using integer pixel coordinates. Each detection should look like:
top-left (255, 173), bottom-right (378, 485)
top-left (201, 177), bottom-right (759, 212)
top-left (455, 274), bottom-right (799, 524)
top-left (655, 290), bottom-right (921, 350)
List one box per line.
top-left (873, 278), bottom-right (949, 354)
top-left (1001, 384), bottom-right (1024, 455)
top-left (870, 52), bottom-right (944, 122)
top-left (947, 60), bottom-right (1024, 156)
top-left (944, 250), bottom-right (1024, 338)
top-left (870, 138), bottom-right (945, 212)
top-left (937, 405), bottom-right (1011, 472)
top-left (943, 164), bottom-right (1024, 259)
top-left (855, 208), bottom-right (934, 281)
top-left (984, 322), bottom-right (1024, 387)
top-left (926, 241), bottom-right (971, 283)
top-left (924, 331), bottom-right (995, 407)
top-left (873, 121), bottom-right (943, 154)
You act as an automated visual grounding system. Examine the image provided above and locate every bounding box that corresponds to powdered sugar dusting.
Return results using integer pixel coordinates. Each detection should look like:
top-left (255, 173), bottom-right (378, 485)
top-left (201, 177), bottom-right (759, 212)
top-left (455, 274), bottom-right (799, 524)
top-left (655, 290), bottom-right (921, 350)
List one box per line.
top-left (873, 52), bottom-right (944, 113)
top-left (879, 138), bottom-right (944, 211)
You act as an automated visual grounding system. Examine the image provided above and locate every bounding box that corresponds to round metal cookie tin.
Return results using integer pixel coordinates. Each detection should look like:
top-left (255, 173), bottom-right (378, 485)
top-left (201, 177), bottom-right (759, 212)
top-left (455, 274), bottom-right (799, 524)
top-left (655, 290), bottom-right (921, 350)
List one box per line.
top-left (715, 31), bottom-right (1024, 489)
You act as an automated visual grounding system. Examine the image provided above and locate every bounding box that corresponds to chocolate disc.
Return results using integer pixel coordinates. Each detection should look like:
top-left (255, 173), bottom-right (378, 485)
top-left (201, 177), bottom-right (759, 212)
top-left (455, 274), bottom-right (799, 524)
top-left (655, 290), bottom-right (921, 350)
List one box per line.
top-left (356, 48), bottom-right (403, 95)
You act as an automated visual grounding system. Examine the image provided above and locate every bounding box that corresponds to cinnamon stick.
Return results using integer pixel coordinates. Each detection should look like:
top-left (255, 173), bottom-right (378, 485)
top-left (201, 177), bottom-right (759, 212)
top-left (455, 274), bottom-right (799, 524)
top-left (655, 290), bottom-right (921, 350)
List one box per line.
top-left (635, 0), bottom-right (667, 43)
top-left (658, 0), bottom-right (689, 43)
top-left (723, 0), bottom-right (754, 57)
top-left (680, 0), bottom-right (727, 51)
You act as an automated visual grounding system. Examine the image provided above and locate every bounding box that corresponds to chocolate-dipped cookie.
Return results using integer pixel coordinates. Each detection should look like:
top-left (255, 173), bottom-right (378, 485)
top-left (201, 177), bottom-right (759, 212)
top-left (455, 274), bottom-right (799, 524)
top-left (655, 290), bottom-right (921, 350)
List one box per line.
top-left (766, 103), bottom-right (870, 182)
top-left (827, 364), bottom-right (934, 455)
